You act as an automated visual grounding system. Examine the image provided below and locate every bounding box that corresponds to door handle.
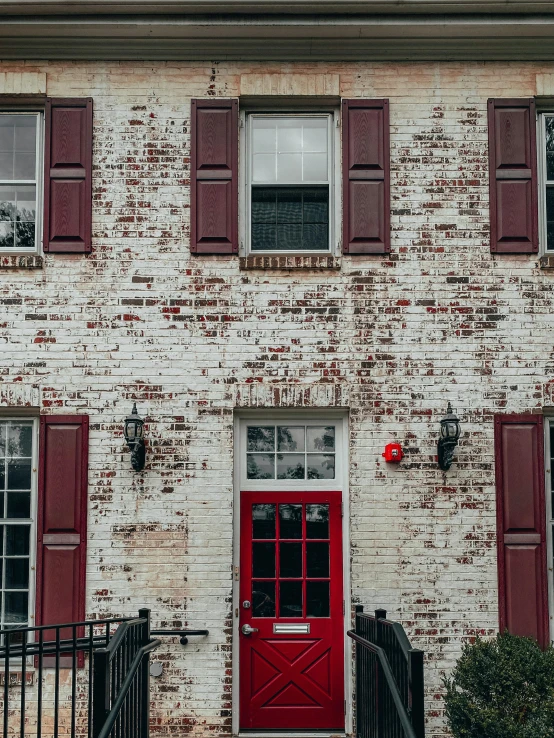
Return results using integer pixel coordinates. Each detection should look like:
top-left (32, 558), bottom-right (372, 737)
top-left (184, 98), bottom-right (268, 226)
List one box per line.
top-left (241, 624), bottom-right (259, 636)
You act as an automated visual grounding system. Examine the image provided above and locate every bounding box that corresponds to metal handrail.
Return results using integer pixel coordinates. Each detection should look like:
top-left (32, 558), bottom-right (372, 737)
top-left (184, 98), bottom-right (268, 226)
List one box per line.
top-left (95, 639), bottom-right (161, 738)
top-left (151, 628), bottom-right (209, 645)
top-left (104, 617), bottom-right (146, 660)
top-left (348, 629), bottom-right (419, 738)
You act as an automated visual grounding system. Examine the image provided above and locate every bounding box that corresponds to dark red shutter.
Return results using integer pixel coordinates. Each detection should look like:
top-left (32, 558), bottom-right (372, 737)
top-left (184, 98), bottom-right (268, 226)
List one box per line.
top-left (190, 98), bottom-right (238, 254)
top-left (43, 98), bottom-right (93, 254)
top-left (342, 99), bottom-right (390, 255)
top-left (488, 99), bottom-right (538, 254)
top-left (495, 414), bottom-right (549, 647)
top-left (36, 416), bottom-right (88, 645)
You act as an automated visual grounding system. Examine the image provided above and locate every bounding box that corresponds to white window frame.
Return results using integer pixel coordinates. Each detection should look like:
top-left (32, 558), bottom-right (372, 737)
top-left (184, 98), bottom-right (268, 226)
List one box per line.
top-left (0, 111), bottom-right (43, 255)
top-left (0, 417), bottom-right (39, 635)
top-left (545, 418), bottom-right (554, 644)
top-left (238, 414), bottom-right (344, 491)
top-left (240, 109), bottom-right (341, 256)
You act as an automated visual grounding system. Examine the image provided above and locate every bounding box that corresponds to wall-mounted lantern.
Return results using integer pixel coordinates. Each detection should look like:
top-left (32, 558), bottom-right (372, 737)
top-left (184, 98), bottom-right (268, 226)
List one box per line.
top-left (124, 403), bottom-right (146, 472)
top-left (437, 402), bottom-right (461, 471)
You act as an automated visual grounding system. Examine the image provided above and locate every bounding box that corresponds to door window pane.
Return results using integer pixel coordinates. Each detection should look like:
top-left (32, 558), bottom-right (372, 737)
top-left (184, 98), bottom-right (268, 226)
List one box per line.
top-left (306, 504), bottom-right (329, 539)
top-left (252, 581), bottom-right (276, 617)
top-left (252, 542), bottom-right (276, 578)
top-left (252, 504), bottom-right (276, 539)
top-left (307, 581), bottom-right (330, 618)
top-left (280, 543), bottom-right (302, 578)
top-left (307, 542), bottom-right (329, 578)
top-left (279, 504), bottom-right (302, 539)
top-left (280, 581), bottom-right (302, 617)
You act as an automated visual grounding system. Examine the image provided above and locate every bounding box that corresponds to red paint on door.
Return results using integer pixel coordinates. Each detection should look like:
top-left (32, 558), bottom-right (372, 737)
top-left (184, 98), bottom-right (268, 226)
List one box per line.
top-left (239, 492), bottom-right (344, 730)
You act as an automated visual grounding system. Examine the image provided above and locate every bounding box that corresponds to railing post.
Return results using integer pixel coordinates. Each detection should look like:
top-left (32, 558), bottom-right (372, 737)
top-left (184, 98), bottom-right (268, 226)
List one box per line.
top-left (92, 648), bottom-right (110, 738)
top-left (139, 608), bottom-right (151, 738)
top-left (409, 649), bottom-right (425, 738)
top-left (375, 610), bottom-right (386, 738)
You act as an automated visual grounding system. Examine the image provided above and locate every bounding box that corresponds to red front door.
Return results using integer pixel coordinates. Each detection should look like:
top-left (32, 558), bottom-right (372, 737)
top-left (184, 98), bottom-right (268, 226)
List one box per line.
top-left (239, 492), bottom-right (344, 731)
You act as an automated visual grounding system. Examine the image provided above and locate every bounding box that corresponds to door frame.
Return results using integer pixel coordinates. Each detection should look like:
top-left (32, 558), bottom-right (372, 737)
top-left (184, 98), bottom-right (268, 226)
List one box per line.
top-left (232, 410), bottom-right (352, 736)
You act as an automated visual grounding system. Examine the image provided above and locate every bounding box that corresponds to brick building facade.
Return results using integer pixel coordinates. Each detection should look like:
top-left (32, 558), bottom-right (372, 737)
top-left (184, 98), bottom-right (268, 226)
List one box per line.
top-left (1, 3), bottom-right (554, 737)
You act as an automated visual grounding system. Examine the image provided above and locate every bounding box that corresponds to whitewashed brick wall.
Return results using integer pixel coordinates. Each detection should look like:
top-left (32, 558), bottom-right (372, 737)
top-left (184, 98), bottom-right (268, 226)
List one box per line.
top-left (0, 59), bottom-right (551, 736)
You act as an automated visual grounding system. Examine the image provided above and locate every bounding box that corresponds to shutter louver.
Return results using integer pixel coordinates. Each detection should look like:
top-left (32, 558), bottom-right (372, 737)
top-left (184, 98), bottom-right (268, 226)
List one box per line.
top-left (36, 416), bottom-right (88, 661)
top-left (43, 98), bottom-right (93, 254)
top-left (494, 414), bottom-right (549, 647)
top-left (342, 99), bottom-right (390, 255)
top-left (488, 99), bottom-right (538, 254)
top-left (190, 99), bottom-right (238, 254)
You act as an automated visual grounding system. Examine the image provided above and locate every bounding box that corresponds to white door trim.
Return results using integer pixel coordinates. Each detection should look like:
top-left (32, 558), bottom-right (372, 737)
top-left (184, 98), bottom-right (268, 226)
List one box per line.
top-left (232, 409), bottom-right (352, 736)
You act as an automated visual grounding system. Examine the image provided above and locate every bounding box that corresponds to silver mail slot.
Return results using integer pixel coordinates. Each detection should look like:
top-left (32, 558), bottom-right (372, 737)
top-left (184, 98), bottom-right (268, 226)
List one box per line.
top-left (273, 623), bottom-right (310, 634)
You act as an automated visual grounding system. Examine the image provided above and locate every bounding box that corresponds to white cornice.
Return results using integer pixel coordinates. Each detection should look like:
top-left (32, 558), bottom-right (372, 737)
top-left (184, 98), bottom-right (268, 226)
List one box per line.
top-left (3, 0), bottom-right (554, 14)
top-left (2, 5), bottom-right (554, 59)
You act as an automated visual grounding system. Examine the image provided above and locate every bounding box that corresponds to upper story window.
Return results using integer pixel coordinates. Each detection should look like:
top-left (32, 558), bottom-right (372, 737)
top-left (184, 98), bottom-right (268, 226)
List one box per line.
top-left (246, 114), bottom-right (333, 254)
top-left (0, 419), bottom-right (36, 632)
top-left (0, 113), bottom-right (41, 252)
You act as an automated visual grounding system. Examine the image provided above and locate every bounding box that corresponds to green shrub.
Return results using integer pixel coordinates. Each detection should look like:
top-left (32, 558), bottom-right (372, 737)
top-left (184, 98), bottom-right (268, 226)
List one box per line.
top-left (443, 632), bottom-right (554, 738)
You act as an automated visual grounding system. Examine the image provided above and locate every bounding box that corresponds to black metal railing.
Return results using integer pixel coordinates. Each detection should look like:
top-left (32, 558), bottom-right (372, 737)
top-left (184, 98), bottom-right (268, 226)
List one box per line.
top-left (92, 608), bottom-right (159, 738)
top-left (348, 607), bottom-right (425, 738)
top-left (1, 610), bottom-right (209, 738)
top-left (0, 615), bottom-right (136, 738)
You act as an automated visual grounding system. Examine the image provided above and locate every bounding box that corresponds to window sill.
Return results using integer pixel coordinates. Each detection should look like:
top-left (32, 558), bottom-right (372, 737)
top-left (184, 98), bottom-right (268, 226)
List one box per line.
top-left (240, 255), bottom-right (341, 271)
top-left (0, 254), bottom-right (43, 270)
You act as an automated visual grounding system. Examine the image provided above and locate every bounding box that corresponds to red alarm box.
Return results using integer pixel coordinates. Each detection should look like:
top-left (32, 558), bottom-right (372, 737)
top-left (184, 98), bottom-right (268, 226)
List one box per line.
top-left (382, 443), bottom-right (404, 463)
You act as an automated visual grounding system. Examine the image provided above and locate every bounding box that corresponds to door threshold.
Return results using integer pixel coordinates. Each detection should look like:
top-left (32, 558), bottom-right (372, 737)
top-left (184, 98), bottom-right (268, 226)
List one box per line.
top-left (235, 729), bottom-right (348, 738)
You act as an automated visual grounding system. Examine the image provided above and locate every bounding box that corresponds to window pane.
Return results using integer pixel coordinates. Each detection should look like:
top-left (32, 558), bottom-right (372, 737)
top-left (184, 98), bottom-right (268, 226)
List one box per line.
top-left (546, 117), bottom-right (554, 180)
top-left (252, 581), bottom-right (275, 617)
top-left (306, 504), bottom-right (329, 539)
top-left (277, 153), bottom-right (302, 182)
top-left (280, 581), bottom-right (302, 617)
top-left (277, 190), bottom-right (302, 223)
top-left (0, 186), bottom-right (35, 250)
top-left (5, 558), bottom-right (29, 589)
top-left (307, 454), bottom-right (335, 480)
top-left (277, 427), bottom-right (305, 452)
top-left (277, 454), bottom-right (305, 480)
top-left (280, 542), bottom-right (302, 578)
top-left (5, 526), bottom-right (30, 556)
top-left (253, 504), bottom-right (276, 539)
top-left (0, 423), bottom-right (5, 455)
top-left (279, 504), bottom-right (302, 539)
top-left (547, 187), bottom-right (554, 251)
top-left (251, 224), bottom-right (277, 251)
top-left (7, 492), bottom-right (30, 519)
top-left (253, 542), bottom-right (276, 578)
top-left (277, 124), bottom-right (302, 152)
top-left (253, 123), bottom-right (276, 153)
top-left (4, 592), bottom-right (28, 624)
top-left (303, 153), bottom-right (327, 182)
top-left (253, 153), bottom-right (276, 183)
top-left (7, 460), bottom-right (32, 490)
top-left (307, 426), bottom-right (335, 452)
top-left (247, 453), bottom-right (275, 480)
top-left (251, 186), bottom-right (329, 252)
top-left (247, 426), bottom-right (274, 452)
top-left (307, 581), bottom-right (329, 617)
top-left (303, 123), bottom-right (327, 153)
top-left (307, 542), bottom-right (329, 577)
top-left (0, 468), bottom-right (4, 492)
top-left (0, 115), bottom-right (37, 181)
top-left (251, 190), bottom-right (276, 223)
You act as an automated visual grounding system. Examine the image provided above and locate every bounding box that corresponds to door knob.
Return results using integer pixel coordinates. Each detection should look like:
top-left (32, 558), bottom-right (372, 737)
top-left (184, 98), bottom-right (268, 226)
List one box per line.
top-left (241, 624), bottom-right (259, 636)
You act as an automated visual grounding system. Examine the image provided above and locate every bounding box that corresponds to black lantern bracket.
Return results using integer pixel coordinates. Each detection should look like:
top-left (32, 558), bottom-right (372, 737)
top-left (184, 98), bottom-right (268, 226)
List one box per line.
top-left (124, 402), bottom-right (146, 472)
top-left (437, 402), bottom-right (461, 472)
